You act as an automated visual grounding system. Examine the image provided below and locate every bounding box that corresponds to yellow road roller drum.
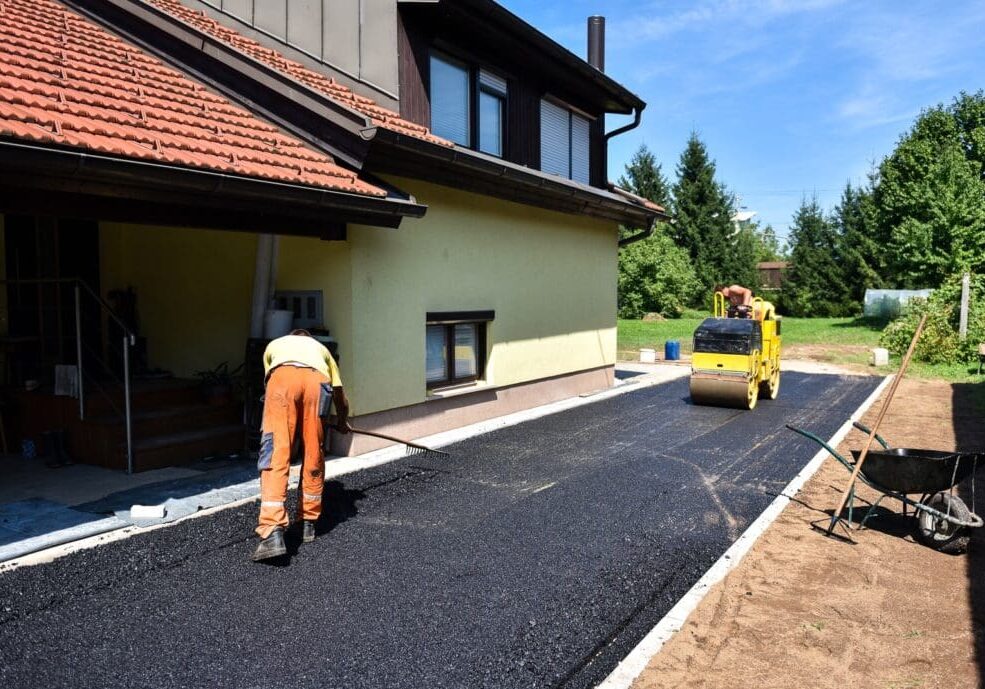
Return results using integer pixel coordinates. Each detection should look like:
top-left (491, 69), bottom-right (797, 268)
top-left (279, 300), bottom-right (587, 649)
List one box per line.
top-left (689, 295), bottom-right (781, 410)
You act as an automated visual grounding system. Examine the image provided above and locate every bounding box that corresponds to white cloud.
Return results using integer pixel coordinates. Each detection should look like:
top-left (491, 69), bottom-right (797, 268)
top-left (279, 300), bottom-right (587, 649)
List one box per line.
top-left (619, 0), bottom-right (847, 41)
top-left (832, 2), bottom-right (985, 129)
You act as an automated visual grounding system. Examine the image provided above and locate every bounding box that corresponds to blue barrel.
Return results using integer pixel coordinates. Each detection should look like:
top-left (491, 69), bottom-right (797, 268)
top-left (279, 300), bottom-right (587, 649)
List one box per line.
top-left (664, 340), bottom-right (681, 361)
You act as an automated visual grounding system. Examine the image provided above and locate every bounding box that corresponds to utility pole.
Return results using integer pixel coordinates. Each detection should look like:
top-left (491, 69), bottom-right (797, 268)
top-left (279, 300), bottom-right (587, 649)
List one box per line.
top-left (959, 272), bottom-right (970, 340)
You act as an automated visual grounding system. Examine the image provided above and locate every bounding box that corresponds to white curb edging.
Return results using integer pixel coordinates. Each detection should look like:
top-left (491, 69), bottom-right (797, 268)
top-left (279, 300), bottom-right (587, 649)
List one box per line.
top-left (595, 373), bottom-right (894, 689)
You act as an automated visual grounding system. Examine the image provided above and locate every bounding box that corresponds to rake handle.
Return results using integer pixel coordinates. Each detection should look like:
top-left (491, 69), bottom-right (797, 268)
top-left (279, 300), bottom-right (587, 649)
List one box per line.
top-left (826, 313), bottom-right (928, 534)
top-left (348, 426), bottom-right (449, 456)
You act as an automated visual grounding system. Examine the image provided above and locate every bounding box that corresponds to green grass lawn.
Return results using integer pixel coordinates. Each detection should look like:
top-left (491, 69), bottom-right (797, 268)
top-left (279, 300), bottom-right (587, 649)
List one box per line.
top-left (617, 316), bottom-right (985, 384)
top-left (618, 316), bottom-right (884, 354)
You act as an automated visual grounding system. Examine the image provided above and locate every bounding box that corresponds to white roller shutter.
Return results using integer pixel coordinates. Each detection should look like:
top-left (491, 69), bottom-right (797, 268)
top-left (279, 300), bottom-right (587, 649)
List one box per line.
top-left (430, 54), bottom-right (470, 146)
top-left (540, 99), bottom-right (570, 178)
top-left (478, 69), bottom-right (507, 95)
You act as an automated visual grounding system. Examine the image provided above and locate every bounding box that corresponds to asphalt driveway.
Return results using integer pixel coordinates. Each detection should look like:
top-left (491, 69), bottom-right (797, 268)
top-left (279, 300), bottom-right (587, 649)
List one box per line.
top-left (0, 371), bottom-right (881, 689)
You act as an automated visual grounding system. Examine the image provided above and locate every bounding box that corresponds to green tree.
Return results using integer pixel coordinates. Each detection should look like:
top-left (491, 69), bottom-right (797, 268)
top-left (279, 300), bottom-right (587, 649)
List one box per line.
top-left (832, 181), bottom-right (884, 312)
top-left (617, 143), bottom-right (700, 317)
top-left (728, 223), bottom-right (761, 291)
top-left (618, 226), bottom-right (701, 318)
top-left (783, 197), bottom-right (850, 316)
top-left (873, 94), bottom-right (985, 287)
top-left (751, 223), bottom-right (784, 263)
top-left (617, 143), bottom-right (671, 210)
top-left (671, 133), bottom-right (740, 295)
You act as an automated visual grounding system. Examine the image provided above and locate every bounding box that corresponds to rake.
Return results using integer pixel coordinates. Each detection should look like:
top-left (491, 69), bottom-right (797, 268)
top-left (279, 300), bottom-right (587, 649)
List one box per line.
top-left (348, 427), bottom-right (450, 458)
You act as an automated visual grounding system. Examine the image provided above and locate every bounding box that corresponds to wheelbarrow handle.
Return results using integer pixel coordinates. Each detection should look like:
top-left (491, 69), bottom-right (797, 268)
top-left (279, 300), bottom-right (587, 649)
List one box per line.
top-left (851, 421), bottom-right (890, 450)
top-left (785, 424), bottom-right (854, 471)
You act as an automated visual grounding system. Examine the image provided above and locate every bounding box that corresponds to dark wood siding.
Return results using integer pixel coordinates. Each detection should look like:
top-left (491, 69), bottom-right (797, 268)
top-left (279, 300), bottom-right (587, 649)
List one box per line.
top-left (590, 115), bottom-right (605, 188)
top-left (507, 80), bottom-right (540, 169)
top-left (397, 12), bottom-right (431, 128)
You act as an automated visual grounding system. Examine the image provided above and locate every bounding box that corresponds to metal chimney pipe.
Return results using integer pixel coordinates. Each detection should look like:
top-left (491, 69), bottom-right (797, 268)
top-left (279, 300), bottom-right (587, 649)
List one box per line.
top-left (587, 16), bottom-right (605, 72)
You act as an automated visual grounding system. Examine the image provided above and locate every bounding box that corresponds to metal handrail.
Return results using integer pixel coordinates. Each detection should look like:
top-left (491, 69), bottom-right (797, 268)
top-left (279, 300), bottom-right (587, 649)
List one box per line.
top-left (0, 277), bottom-right (136, 473)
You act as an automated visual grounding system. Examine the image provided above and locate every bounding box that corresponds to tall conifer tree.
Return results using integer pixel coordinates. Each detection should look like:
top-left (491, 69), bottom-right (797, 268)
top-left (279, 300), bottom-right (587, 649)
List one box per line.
top-left (671, 133), bottom-right (743, 295)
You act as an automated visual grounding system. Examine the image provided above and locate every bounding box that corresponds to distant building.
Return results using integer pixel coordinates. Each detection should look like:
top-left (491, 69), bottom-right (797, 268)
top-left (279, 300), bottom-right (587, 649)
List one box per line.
top-left (757, 261), bottom-right (790, 290)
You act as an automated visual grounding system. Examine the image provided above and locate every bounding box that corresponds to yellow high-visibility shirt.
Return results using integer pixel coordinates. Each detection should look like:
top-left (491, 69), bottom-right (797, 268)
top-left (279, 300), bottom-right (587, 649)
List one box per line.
top-left (263, 335), bottom-right (343, 386)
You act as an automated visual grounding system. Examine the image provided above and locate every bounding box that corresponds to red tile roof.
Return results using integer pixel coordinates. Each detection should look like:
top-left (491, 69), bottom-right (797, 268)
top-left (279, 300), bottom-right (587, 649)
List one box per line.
top-left (145, 0), bottom-right (453, 148)
top-left (0, 0), bottom-right (387, 196)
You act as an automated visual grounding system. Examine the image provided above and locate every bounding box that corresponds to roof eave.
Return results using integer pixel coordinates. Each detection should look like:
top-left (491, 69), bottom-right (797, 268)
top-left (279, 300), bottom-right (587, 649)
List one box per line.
top-left (0, 139), bottom-right (427, 235)
top-left (367, 130), bottom-right (662, 227)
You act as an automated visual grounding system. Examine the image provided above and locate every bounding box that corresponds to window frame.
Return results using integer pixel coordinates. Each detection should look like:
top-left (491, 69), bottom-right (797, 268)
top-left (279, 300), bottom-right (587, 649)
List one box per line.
top-left (429, 49), bottom-right (509, 158)
top-left (539, 95), bottom-right (594, 183)
top-left (476, 69), bottom-right (507, 157)
top-left (425, 310), bottom-right (494, 389)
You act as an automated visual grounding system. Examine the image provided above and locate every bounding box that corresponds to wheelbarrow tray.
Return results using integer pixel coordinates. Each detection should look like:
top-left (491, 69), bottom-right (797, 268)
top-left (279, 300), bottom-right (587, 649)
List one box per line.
top-left (850, 448), bottom-right (980, 494)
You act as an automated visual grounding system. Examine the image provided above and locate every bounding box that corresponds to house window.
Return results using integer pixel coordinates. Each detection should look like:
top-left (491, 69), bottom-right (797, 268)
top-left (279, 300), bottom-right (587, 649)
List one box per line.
top-left (430, 53), bottom-right (470, 146)
top-left (425, 311), bottom-right (494, 387)
top-left (540, 99), bottom-right (591, 184)
top-left (429, 52), bottom-right (508, 156)
top-left (477, 70), bottom-right (507, 156)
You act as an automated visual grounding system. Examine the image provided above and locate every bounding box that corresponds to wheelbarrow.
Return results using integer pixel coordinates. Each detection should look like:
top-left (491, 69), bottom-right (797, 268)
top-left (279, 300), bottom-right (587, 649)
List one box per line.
top-left (787, 422), bottom-right (983, 553)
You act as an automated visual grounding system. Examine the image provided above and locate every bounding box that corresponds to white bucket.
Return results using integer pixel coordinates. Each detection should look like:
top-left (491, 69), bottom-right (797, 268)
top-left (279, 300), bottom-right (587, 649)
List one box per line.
top-left (640, 348), bottom-right (656, 364)
top-left (870, 347), bottom-right (889, 366)
top-left (263, 309), bottom-right (294, 339)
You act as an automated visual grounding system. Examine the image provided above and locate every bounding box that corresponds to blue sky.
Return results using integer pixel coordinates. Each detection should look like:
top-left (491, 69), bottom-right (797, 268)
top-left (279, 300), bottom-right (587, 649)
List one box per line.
top-left (498, 0), bottom-right (985, 243)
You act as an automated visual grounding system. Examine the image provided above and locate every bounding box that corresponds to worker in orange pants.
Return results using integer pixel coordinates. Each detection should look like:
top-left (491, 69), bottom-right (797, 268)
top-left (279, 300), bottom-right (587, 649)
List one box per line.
top-left (254, 330), bottom-right (349, 561)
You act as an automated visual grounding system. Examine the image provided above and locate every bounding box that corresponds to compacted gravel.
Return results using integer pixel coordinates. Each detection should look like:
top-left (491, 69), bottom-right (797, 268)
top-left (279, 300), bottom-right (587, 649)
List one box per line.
top-left (0, 372), bottom-right (880, 689)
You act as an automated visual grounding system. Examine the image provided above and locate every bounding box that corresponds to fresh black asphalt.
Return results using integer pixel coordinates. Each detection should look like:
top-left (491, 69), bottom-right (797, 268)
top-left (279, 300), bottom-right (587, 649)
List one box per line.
top-left (0, 371), bottom-right (880, 689)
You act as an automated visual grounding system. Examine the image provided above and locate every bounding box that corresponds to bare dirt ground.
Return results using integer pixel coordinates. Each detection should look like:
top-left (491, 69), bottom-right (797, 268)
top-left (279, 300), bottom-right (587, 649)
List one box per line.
top-left (633, 376), bottom-right (985, 689)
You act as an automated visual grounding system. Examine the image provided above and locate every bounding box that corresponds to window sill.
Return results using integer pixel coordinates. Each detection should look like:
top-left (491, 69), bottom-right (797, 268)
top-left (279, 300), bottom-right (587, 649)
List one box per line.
top-left (426, 380), bottom-right (491, 401)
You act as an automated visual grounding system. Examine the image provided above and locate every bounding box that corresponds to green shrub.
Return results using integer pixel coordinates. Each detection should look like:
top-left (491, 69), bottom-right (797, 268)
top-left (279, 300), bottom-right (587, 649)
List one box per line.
top-left (879, 273), bottom-right (985, 363)
top-left (618, 228), bottom-right (702, 319)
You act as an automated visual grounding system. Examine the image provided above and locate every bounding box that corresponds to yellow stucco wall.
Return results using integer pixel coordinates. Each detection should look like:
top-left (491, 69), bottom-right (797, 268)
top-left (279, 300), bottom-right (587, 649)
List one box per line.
top-left (99, 222), bottom-right (256, 378)
top-left (275, 235), bottom-right (353, 379)
top-left (346, 178), bottom-right (618, 415)
top-left (97, 181), bottom-right (618, 415)
top-left (98, 224), bottom-right (353, 382)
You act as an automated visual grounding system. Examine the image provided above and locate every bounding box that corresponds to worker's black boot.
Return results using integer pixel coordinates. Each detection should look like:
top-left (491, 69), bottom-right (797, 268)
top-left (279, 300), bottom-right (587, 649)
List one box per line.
top-left (302, 520), bottom-right (316, 544)
top-left (252, 527), bottom-right (286, 561)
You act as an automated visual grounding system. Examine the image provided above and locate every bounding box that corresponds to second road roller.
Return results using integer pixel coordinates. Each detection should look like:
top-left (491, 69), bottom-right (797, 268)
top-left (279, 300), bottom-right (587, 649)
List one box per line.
top-left (689, 292), bottom-right (781, 410)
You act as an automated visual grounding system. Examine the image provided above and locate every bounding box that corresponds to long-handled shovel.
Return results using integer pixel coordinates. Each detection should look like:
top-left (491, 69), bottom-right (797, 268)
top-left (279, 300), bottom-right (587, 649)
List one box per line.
top-left (822, 313), bottom-right (928, 538)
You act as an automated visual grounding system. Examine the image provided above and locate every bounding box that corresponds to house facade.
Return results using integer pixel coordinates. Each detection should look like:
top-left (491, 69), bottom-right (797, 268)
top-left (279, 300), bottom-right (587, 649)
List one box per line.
top-left (0, 0), bottom-right (665, 468)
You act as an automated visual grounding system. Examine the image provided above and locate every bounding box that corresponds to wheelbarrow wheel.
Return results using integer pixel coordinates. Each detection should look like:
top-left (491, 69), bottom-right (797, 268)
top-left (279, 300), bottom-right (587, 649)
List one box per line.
top-left (916, 491), bottom-right (971, 554)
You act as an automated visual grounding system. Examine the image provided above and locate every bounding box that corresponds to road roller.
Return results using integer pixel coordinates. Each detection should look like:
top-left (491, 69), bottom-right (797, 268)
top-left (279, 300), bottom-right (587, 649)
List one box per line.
top-left (689, 293), bottom-right (781, 409)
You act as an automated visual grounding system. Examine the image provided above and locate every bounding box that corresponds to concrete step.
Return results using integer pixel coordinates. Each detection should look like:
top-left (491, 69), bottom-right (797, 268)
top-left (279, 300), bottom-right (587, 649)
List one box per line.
top-left (130, 424), bottom-right (246, 472)
top-left (84, 378), bottom-right (205, 415)
top-left (87, 403), bottom-right (241, 438)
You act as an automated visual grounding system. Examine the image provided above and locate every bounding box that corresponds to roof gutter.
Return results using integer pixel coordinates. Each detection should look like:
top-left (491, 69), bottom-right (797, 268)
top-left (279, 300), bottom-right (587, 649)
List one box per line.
top-left (370, 130), bottom-right (660, 226)
top-left (604, 105), bottom-right (644, 142)
top-left (617, 217), bottom-right (657, 247)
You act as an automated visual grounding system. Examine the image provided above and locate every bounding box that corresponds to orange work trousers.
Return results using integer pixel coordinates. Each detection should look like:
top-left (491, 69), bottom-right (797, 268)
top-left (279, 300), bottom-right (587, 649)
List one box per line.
top-left (256, 365), bottom-right (327, 538)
